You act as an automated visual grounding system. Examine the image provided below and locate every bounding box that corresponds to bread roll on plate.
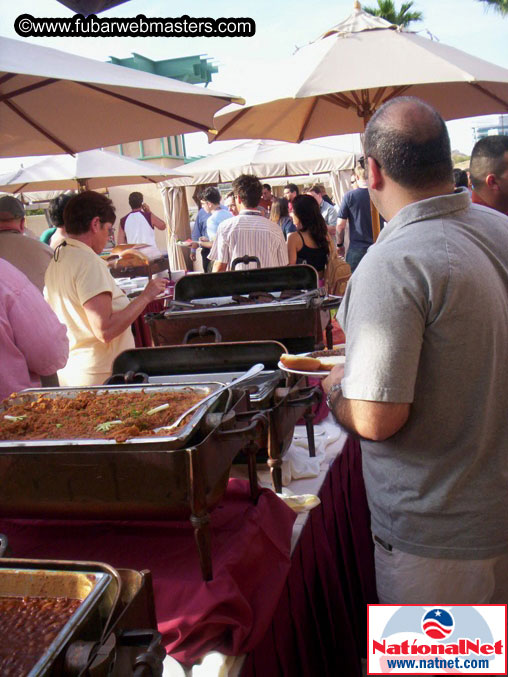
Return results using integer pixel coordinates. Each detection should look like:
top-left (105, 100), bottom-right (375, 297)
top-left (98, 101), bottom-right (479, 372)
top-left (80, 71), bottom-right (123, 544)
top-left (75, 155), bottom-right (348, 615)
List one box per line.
top-left (115, 249), bottom-right (150, 267)
top-left (280, 353), bottom-right (323, 372)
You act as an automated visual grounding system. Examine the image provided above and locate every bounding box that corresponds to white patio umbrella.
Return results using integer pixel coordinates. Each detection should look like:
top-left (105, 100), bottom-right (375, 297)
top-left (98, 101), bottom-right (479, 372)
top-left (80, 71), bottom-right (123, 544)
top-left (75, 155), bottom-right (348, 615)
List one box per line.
top-left (212, 2), bottom-right (508, 237)
top-left (0, 35), bottom-right (243, 158)
top-left (213, 3), bottom-right (508, 143)
top-left (0, 149), bottom-right (189, 193)
top-left (164, 139), bottom-right (356, 186)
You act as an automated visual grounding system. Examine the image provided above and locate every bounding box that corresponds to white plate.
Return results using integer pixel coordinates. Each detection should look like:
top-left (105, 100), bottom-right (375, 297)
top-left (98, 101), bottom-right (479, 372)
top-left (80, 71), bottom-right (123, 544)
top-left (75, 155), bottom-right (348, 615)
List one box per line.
top-left (278, 352), bottom-right (345, 379)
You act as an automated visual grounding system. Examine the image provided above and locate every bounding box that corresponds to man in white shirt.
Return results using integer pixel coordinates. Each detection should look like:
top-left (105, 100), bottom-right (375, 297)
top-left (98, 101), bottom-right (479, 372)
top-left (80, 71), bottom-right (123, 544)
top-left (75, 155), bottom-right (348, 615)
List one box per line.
top-left (117, 191), bottom-right (166, 248)
top-left (209, 174), bottom-right (288, 271)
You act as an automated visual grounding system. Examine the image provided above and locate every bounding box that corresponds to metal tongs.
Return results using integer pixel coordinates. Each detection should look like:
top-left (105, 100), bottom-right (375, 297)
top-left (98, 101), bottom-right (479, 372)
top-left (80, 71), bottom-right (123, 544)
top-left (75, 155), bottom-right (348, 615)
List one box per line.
top-left (278, 289), bottom-right (320, 306)
top-left (154, 362), bottom-right (265, 432)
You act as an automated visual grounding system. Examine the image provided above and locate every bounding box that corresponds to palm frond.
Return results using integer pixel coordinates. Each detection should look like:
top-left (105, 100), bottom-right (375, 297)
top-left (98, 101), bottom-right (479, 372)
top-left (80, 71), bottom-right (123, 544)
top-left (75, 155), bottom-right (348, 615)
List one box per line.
top-left (477, 0), bottom-right (508, 15)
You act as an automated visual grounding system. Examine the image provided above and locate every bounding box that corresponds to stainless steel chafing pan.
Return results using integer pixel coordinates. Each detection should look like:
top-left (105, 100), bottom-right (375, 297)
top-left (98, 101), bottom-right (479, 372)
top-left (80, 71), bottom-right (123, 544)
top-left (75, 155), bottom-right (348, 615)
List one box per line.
top-left (0, 382), bottom-right (225, 451)
top-left (0, 559), bottom-right (119, 677)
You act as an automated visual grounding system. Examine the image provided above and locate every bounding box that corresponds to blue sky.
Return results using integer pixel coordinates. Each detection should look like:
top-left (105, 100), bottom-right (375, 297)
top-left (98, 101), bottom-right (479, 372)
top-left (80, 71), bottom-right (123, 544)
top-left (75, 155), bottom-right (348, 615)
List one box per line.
top-left (1, 0), bottom-right (508, 165)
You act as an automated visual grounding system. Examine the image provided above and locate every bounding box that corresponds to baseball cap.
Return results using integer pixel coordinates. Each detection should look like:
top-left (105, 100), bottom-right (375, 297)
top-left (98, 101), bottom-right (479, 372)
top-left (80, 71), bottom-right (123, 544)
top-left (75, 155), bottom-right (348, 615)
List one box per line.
top-left (0, 195), bottom-right (24, 221)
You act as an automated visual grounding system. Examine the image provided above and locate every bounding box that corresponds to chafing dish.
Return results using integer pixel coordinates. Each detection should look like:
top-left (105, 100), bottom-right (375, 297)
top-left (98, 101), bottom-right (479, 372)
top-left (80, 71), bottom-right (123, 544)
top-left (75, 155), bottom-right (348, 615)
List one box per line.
top-left (147, 264), bottom-right (341, 353)
top-left (0, 382), bottom-right (225, 451)
top-left (109, 341), bottom-right (322, 493)
top-left (108, 252), bottom-right (169, 280)
top-left (0, 559), bottom-right (165, 676)
top-left (0, 559), bottom-right (119, 676)
top-left (0, 384), bottom-right (266, 580)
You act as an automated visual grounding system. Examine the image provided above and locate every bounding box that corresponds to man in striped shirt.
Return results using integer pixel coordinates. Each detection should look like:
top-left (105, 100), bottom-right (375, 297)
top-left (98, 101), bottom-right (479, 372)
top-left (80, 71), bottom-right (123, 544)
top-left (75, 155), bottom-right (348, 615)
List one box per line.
top-left (210, 174), bottom-right (289, 271)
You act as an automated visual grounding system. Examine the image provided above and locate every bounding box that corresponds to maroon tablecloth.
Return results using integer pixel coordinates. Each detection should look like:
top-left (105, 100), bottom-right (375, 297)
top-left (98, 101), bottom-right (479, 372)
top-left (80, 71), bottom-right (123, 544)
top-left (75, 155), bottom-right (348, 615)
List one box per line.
top-left (132, 298), bottom-right (165, 347)
top-left (241, 436), bottom-right (378, 676)
top-left (0, 437), bottom-right (376, 673)
top-left (0, 479), bottom-right (296, 665)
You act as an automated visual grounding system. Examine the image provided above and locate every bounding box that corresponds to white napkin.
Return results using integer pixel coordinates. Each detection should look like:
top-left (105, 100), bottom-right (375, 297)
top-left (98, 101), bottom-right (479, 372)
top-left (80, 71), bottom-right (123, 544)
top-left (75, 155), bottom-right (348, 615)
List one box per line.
top-left (281, 424), bottom-right (343, 486)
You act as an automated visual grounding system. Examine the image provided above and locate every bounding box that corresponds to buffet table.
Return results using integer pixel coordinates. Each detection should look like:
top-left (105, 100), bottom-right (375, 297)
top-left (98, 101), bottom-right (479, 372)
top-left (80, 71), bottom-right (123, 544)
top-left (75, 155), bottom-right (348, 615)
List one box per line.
top-left (0, 421), bottom-right (377, 676)
top-left (239, 430), bottom-right (377, 677)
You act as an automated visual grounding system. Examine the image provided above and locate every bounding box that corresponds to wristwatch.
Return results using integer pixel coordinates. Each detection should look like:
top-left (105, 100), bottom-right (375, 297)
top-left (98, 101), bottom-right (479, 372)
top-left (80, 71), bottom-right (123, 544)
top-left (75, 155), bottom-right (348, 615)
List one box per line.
top-left (326, 383), bottom-right (343, 411)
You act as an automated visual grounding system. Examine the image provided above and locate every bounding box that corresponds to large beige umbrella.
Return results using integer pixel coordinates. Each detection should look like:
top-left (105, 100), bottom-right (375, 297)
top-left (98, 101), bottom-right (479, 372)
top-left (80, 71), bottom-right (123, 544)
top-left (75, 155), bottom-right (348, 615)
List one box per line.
top-left (0, 149), bottom-right (189, 192)
top-left (0, 35), bottom-right (242, 158)
top-left (213, 2), bottom-right (508, 236)
top-left (214, 3), bottom-right (508, 141)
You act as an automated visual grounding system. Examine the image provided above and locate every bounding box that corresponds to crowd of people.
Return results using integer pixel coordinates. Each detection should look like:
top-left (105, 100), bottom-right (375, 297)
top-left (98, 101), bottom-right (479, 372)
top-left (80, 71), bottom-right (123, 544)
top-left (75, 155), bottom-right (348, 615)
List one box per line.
top-left (2, 124), bottom-right (507, 402)
top-left (189, 174), bottom-right (369, 275)
top-left (1, 96), bottom-right (508, 612)
top-left (0, 190), bottom-right (167, 398)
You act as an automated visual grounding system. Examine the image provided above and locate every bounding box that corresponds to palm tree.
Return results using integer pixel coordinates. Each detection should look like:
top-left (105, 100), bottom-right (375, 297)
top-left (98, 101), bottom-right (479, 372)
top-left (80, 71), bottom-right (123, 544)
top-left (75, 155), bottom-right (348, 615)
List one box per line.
top-left (477, 0), bottom-right (508, 15)
top-left (363, 0), bottom-right (423, 27)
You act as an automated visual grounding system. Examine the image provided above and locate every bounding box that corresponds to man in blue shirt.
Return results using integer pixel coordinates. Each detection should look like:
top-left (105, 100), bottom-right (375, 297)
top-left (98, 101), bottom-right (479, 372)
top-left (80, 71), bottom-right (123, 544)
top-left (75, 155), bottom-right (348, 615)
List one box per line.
top-left (191, 187), bottom-right (231, 272)
top-left (337, 162), bottom-right (383, 272)
top-left (191, 203), bottom-right (211, 272)
top-left (201, 186), bottom-right (232, 241)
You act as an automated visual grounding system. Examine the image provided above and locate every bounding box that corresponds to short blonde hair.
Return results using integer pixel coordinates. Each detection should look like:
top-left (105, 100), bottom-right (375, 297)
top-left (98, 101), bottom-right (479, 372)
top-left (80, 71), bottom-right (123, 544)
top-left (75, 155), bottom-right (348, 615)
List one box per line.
top-left (355, 164), bottom-right (366, 180)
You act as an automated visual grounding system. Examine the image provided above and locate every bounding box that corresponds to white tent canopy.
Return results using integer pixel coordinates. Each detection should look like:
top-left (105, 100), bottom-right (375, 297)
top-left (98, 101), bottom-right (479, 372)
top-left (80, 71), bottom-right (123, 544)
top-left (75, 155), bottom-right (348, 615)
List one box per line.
top-left (160, 140), bottom-right (358, 251)
top-left (163, 139), bottom-right (357, 187)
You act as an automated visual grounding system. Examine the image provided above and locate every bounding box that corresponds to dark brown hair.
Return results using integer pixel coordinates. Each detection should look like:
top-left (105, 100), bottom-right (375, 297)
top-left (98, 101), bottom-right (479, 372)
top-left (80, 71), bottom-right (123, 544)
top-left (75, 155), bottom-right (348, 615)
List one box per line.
top-left (231, 174), bottom-right (262, 209)
top-left (292, 194), bottom-right (328, 250)
top-left (64, 191), bottom-right (116, 235)
top-left (270, 197), bottom-right (289, 223)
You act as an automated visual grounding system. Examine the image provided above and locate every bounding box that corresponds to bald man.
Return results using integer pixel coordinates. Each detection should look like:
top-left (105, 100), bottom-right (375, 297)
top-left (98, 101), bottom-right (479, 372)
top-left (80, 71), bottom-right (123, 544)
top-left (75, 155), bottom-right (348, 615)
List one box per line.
top-left (324, 96), bottom-right (508, 605)
top-left (469, 135), bottom-right (508, 216)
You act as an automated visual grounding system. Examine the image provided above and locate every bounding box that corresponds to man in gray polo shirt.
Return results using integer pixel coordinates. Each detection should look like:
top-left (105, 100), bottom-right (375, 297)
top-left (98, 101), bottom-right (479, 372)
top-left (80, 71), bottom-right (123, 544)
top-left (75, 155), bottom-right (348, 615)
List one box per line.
top-left (0, 195), bottom-right (52, 292)
top-left (324, 96), bottom-right (508, 604)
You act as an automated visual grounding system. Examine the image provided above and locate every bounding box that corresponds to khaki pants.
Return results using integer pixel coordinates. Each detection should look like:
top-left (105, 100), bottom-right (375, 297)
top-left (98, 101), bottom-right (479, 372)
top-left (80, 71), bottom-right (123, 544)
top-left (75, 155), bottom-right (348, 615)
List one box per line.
top-left (374, 539), bottom-right (508, 605)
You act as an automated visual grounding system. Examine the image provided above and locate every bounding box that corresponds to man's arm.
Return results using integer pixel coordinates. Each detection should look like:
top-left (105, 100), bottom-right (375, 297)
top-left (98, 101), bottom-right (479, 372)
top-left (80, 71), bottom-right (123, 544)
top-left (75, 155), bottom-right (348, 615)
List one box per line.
top-left (336, 218), bottom-right (347, 245)
top-left (326, 206), bottom-right (337, 227)
top-left (12, 283), bottom-right (69, 375)
top-left (323, 365), bottom-right (410, 440)
top-left (212, 261), bottom-right (227, 273)
top-left (142, 203), bottom-right (166, 231)
top-left (332, 393), bottom-right (410, 441)
top-left (83, 278), bottom-right (167, 343)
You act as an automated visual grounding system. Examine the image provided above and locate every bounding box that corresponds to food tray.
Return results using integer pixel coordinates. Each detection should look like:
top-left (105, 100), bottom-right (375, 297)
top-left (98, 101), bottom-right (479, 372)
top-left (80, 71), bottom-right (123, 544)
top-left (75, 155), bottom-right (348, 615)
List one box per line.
top-left (0, 559), bottom-right (118, 676)
top-left (0, 383), bottom-right (224, 451)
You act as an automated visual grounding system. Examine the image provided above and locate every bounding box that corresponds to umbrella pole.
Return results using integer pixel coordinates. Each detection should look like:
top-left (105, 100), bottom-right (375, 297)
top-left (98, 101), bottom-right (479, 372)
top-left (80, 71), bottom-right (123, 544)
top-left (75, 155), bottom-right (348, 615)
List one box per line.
top-left (369, 190), bottom-right (381, 241)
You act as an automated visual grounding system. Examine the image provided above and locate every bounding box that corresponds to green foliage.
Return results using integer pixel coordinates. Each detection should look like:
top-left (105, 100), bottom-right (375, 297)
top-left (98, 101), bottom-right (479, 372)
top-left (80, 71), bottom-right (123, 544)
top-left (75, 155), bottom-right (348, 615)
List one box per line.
top-left (477, 0), bottom-right (508, 15)
top-left (25, 208), bottom-right (45, 216)
top-left (363, 0), bottom-right (423, 26)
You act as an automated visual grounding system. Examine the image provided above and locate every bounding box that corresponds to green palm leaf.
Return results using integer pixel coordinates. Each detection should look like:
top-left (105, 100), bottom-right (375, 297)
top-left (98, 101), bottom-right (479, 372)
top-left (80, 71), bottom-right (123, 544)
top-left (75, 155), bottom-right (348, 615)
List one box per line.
top-left (477, 0), bottom-right (508, 15)
top-left (363, 0), bottom-right (423, 26)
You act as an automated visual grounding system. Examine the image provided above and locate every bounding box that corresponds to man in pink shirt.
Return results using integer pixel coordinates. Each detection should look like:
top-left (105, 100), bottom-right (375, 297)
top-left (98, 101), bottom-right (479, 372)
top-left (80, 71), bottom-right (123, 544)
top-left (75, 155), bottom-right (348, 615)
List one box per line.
top-left (0, 259), bottom-right (69, 401)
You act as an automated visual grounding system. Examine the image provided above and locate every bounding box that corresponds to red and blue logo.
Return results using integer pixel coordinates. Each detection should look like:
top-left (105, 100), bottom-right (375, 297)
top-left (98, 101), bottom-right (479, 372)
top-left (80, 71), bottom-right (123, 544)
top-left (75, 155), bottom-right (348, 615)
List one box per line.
top-left (421, 608), bottom-right (455, 640)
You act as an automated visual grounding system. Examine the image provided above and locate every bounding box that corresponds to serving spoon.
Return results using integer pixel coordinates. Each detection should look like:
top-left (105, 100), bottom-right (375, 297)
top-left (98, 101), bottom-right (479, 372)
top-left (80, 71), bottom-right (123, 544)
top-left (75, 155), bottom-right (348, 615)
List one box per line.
top-left (154, 362), bottom-right (265, 433)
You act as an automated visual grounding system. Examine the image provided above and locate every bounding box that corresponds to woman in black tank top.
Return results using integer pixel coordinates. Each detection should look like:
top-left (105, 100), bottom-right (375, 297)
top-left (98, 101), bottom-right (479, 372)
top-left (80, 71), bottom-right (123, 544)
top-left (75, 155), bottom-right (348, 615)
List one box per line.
top-left (287, 194), bottom-right (330, 278)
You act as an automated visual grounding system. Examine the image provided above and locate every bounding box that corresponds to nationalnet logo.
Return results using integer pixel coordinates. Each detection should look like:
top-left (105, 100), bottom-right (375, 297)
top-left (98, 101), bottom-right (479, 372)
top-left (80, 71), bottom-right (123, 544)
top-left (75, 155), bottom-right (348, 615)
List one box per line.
top-left (367, 605), bottom-right (507, 674)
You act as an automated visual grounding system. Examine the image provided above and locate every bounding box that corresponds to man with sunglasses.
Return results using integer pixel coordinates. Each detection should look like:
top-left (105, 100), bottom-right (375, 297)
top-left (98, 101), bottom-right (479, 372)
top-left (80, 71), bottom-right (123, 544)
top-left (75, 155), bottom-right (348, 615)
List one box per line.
top-left (324, 96), bottom-right (508, 605)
